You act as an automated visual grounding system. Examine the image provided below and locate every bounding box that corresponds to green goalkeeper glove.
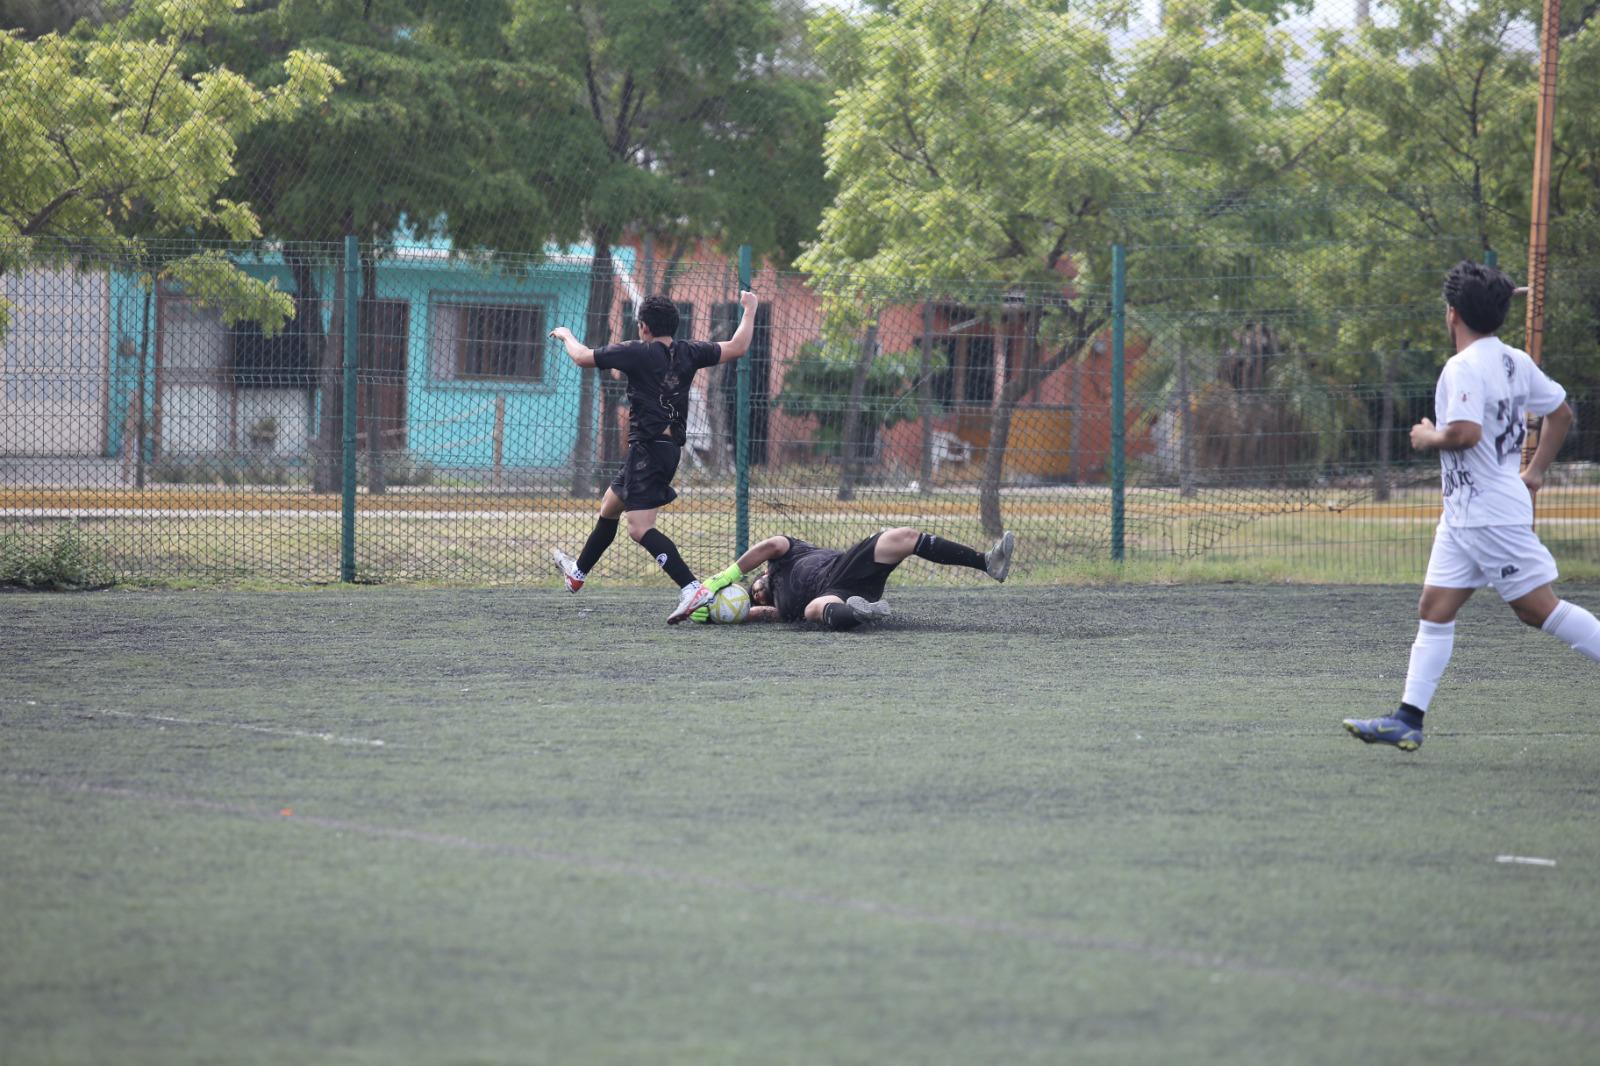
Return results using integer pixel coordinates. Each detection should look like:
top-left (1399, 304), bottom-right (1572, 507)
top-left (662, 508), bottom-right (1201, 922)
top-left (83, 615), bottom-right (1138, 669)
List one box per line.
top-left (701, 562), bottom-right (744, 596)
top-left (689, 604), bottom-right (711, 623)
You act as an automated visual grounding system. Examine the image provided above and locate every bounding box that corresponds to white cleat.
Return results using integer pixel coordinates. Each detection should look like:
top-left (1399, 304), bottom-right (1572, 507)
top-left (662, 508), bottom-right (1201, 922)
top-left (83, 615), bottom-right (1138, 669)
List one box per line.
top-left (846, 596), bottom-right (892, 623)
top-left (551, 548), bottom-right (584, 593)
top-left (985, 531), bottom-right (1015, 582)
top-left (667, 580), bottom-right (714, 624)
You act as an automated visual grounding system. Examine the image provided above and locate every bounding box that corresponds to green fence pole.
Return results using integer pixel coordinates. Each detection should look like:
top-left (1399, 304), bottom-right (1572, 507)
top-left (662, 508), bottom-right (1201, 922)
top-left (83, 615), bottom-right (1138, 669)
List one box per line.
top-left (1110, 244), bottom-right (1126, 563)
top-left (736, 244), bottom-right (752, 556)
top-left (340, 235), bottom-right (359, 583)
top-left (1485, 248), bottom-right (1498, 267)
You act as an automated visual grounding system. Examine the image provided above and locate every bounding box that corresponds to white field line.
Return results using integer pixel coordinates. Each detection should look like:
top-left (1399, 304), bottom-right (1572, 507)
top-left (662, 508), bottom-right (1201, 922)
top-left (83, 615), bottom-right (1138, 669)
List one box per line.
top-left (3, 771), bottom-right (1596, 1037)
top-left (1496, 855), bottom-right (1558, 867)
top-left (87, 708), bottom-right (388, 747)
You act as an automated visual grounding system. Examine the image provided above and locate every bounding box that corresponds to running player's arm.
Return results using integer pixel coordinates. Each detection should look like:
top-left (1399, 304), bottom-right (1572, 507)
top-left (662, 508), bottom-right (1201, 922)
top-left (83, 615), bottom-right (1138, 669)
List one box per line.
top-left (715, 290), bottom-right (760, 364)
top-left (549, 327), bottom-right (597, 368)
top-left (1413, 360), bottom-right (1483, 452)
top-left (1410, 417), bottom-right (1481, 451)
top-left (1523, 401), bottom-right (1574, 498)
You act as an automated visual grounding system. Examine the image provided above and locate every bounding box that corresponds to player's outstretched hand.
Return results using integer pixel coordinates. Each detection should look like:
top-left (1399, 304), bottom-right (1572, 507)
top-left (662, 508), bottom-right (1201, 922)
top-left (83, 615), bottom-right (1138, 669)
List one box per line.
top-left (702, 562), bottom-right (743, 597)
top-left (739, 289), bottom-right (758, 313)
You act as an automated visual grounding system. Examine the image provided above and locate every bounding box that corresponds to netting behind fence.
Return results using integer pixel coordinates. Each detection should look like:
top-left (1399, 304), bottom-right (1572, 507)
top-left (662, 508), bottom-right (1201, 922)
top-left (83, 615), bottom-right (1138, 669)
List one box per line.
top-left (3, 0), bottom-right (1598, 585)
top-left (3, 236), bottom-right (1597, 584)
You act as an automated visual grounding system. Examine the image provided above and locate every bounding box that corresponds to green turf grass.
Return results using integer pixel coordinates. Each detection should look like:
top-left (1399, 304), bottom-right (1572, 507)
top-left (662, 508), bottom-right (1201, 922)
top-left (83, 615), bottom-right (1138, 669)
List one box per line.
top-left (3, 584), bottom-right (1598, 1064)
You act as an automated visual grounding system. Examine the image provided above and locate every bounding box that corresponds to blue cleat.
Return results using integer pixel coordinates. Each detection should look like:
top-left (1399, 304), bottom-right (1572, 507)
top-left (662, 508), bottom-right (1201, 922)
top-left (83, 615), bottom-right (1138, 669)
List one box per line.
top-left (1342, 714), bottom-right (1423, 752)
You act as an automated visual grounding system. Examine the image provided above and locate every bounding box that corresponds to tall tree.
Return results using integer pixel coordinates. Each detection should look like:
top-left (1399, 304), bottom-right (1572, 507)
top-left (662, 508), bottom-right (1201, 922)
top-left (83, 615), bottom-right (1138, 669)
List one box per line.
top-left (203, 0), bottom-right (584, 489)
top-left (800, 0), bottom-right (1310, 532)
top-left (506, 0), bottom-right (831, 494)
top-left (0, 0), bottom-right (338, 338)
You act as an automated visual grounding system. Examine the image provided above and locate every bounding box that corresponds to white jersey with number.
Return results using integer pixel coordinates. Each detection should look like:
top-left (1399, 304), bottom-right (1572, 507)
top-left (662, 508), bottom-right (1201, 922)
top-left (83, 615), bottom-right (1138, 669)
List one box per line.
top-left (1434, 336), bottom-right (1566, 528)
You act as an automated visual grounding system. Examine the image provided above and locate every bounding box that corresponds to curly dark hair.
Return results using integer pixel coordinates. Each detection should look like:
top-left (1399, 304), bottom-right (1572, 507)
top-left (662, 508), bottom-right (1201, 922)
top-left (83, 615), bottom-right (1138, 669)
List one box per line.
top-left (636, 294), bottom-right (679, 339)
top-left (1443, 260), bottom-right (1514, 336)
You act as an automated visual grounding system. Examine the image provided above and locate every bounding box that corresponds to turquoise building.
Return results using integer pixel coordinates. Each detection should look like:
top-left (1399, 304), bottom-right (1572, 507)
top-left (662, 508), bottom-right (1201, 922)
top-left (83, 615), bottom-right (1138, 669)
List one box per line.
top-left (106, 240), bottom-right (635, 475)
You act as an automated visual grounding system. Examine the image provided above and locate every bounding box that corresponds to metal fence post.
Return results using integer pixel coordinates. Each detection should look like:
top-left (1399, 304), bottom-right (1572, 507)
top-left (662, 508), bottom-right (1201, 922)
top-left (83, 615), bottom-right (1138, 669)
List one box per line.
top-left (736, 244), bottom-right (752, 555)
top-left (341, 235), bottom-right (359, 583)
top-left (1111, 243), bottom-right (1126, 563)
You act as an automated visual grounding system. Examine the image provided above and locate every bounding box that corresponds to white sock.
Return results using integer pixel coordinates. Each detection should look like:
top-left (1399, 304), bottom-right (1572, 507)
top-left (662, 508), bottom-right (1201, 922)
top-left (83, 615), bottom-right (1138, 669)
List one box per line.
top-left (1542, 600), bottom-right (1600, 663)
top-left (1401, 620), bottom-right (1455, 712)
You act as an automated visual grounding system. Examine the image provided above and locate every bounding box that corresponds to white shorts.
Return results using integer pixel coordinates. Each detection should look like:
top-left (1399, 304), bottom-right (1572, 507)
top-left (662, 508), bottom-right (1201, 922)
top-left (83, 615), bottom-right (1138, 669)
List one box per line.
top-left (1424, 522), bottom-right (1559, 602)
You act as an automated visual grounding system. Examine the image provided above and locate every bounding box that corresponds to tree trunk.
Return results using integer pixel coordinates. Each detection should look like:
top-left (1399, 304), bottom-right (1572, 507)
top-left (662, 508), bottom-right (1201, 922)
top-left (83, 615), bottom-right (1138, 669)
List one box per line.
top-left (286, 247), bottom-right (327, 490)
top-left (1178, 343), bottom-right (1195, 498)
top-left (837, 324), bottom-right (877, 501)
top-left (362, 253), bottom-right (386, 496)
top-left (1374, 342), bottom-right (1399, 501)
top-left (981, 309), bottom-right (1085, 535)
top-left (1068, 353), bottom-right (1082, 484)
top-left (308, 244), bottom-right (344, 495)
top-left (918, 301), bottom-right (934, 494)
top-left (573, 225), bottom-right (614, 496)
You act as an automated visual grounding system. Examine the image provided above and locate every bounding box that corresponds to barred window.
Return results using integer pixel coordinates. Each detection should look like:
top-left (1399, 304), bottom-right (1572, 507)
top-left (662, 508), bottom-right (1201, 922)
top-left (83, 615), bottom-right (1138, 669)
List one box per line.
top-left (431, 299), bottom-right (543, 383)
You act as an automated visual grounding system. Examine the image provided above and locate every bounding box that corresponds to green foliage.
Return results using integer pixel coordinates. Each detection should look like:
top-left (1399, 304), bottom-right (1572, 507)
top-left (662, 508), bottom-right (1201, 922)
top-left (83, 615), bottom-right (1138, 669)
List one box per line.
top-left (776, 340), bottom-right (941, 455)
top-left (207, 0), bottom-right (585, 253)
top-left (0, 0), bottom-right (338, 332)
top-left (504, 0), bottom-right (832, 266)
top-left (0, 523), bottom-right (116, 590)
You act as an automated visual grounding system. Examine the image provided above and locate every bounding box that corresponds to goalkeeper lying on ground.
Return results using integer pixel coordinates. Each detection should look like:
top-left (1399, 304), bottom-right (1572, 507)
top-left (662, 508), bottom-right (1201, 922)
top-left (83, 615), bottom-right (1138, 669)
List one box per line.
top-left (694, 527), bottom-right (1015, 629)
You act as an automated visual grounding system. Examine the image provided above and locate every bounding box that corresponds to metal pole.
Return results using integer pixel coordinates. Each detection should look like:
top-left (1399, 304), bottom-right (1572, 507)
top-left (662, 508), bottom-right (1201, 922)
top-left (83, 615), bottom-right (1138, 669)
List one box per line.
top-left (735, 244), bottom-right (752, 555)
top-left (1522, 0), bottom-right (1560, 488)
top-left (340, 235), bottom-right (359, 583)
top-left (1111, 244), bottom-right (1126, 563)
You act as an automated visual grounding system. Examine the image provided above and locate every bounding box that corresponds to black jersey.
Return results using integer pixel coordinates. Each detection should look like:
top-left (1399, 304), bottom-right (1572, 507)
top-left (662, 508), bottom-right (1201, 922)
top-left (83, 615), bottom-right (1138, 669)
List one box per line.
top-left (764, 537), bottom-right (841, 623)
top-left (766, 533), bottom-right (898, 622)
top-left (592, 338), bottom-right (721, 445)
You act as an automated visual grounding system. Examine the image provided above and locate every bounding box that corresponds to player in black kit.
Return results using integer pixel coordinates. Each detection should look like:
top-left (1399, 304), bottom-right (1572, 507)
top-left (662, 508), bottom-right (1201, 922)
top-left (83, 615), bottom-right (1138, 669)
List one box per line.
top-left (692, 527), bottom-right (1015, 629)
top-left (549, 290), bottom-right (758, 623)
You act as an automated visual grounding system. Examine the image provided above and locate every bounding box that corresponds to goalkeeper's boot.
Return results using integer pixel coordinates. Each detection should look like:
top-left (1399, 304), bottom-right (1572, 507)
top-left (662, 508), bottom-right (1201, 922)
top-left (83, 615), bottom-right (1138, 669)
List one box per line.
top-left (1342, 710), bottom-right (1423, 752)
top-left (551, 548), bottom-right (585, 593)
top-left (667, 580), bottom-right (715, 625)
top-left (985, 531), bottom-right (1016, 582)
top-left (846, 596), bottom-right (891, 624)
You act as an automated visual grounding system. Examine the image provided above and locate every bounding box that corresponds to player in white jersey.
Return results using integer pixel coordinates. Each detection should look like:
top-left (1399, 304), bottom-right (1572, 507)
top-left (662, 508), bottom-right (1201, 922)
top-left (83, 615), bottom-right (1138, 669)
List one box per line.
top-left (1344, 260), bottom-right (1599, 751)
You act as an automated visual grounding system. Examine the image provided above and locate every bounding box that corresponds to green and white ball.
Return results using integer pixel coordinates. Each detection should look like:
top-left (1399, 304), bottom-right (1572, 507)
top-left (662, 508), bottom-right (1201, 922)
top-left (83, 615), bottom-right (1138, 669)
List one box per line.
top-left (707, 583), bottom-right (751, 624)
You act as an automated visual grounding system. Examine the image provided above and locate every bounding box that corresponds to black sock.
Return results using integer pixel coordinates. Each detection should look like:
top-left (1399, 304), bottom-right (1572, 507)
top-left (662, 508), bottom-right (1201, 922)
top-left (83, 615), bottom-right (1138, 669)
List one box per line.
top-left (1396, 702), bottom-right (1425, 729)
top-left (822, 602), bottom-right (860, 630)
top-left (576, 517), bottom-right (619, 574)
top-left (638, 528), bottom-right (695, 587)
top-left (913, 532), bottom-right (986, 570)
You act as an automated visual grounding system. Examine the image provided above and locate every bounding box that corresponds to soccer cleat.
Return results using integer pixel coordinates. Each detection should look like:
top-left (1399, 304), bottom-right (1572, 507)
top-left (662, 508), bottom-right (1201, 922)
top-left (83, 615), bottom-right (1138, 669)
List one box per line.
top-left (667, 580), bottom-right (714, 625)
top-left (985, 531), bottom-right (1016, 582)
top-left (1342, 714), bottom-right (1423, 751)
top-left (846, 596), bottom-right (891, 624)
top-left (551, 548), bottom-right (584, 593)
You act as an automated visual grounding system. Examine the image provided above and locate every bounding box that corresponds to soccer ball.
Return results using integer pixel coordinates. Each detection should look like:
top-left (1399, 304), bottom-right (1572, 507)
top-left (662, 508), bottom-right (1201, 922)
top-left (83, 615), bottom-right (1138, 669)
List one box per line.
top-left (707, 583), bottom-right (751, 624)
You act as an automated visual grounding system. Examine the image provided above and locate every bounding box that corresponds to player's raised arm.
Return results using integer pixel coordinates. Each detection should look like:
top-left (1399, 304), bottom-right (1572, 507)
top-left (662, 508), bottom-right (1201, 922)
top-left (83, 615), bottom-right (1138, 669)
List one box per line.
top-left (716, 290), bottom-right (760, 364)
top-left (549, 326), bottom-right (597, 369)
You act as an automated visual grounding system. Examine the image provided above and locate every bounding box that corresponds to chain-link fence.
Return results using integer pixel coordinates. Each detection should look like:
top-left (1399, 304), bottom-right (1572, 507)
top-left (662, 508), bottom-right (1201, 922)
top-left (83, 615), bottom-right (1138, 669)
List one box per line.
top-left (3, 0), bottom-right (1598, 585)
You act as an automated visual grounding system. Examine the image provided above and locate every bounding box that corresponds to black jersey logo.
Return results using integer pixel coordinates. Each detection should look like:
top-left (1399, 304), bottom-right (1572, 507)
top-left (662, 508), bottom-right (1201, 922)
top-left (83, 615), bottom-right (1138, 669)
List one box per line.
top-left (1493, 398), bottom-right (1525, 462)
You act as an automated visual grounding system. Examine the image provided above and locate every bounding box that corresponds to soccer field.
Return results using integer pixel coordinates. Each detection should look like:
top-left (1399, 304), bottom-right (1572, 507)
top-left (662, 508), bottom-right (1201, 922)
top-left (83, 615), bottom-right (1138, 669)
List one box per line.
top-left (3, 584), bottom-right (1598, 1065)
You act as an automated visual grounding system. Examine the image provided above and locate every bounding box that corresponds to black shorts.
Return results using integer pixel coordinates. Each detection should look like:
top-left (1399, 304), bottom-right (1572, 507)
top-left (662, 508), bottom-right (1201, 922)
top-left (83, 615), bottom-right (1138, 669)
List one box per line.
top-left (822, 532), bottom-right (897, 602)
top-left (610, 439), bottom-right (681, 511)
